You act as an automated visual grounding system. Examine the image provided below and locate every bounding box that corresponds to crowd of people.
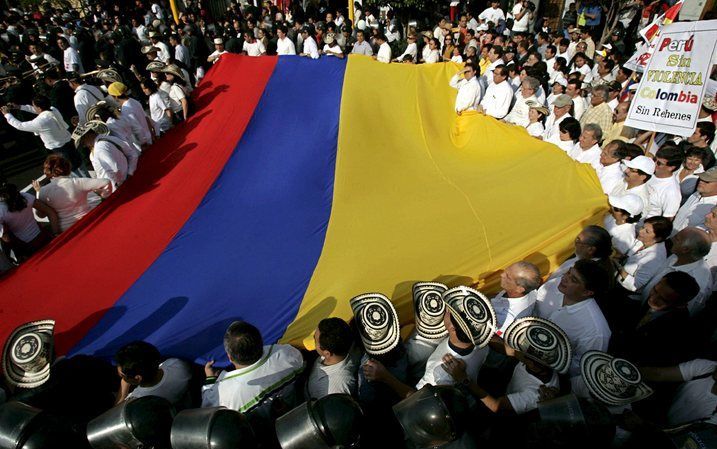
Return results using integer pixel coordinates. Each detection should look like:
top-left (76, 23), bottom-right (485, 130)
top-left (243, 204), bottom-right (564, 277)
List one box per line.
top-left (0, 0), bottom-right (717, 447)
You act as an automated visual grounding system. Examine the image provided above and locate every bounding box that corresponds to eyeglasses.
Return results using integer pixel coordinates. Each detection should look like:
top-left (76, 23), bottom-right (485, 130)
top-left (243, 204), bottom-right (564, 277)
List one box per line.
top-left (574, 237), bottom-right (591, 246)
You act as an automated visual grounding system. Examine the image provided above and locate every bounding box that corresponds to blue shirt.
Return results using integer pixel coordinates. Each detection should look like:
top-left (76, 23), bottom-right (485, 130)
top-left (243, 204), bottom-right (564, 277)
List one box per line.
top-left (579, 6), bottom-right (601, 26)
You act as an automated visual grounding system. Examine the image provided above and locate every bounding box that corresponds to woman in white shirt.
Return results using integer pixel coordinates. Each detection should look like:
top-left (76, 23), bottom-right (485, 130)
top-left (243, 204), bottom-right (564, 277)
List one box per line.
top-left (422, 38), bottom-right (441, 64)
top-left (0, 183), bottom-right (59, 259)
top-left (35, 154), bottom-right (113, 232)
top-left (526, 103), bottom-right (547, 138)
top-left (569, 52), bottom-right (593, 84)
top-left (555, 116), bottom-right (581, 153)
top-left (603, 193), bottom-right (643, 256)
top-left (141, 78), bottom-right (173, 135)
top-left (163, 66), bottom-right (190, 121)
top-left (675, 146), bottom-right (709, 204)
top-left (613, 216), bottom-right (672, 294)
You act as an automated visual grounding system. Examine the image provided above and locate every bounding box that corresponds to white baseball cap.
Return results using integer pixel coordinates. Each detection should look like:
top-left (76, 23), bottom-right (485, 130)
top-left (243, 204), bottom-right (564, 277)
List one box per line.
top-left (623, 155), bottom-right (655, 176)
top-left (608, 194), bottom-right (644, 217)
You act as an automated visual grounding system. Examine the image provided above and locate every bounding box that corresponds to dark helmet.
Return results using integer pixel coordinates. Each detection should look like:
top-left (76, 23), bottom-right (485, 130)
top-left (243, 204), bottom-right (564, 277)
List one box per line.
top-left (392, 385), bottom-right (470, 449)
top-left (275, 394), bottom-right (363, 449)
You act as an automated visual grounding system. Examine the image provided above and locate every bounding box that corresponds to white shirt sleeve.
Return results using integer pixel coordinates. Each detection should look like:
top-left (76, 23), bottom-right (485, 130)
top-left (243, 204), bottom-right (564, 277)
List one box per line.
top-left (678, 359), bottom-right (717, 381)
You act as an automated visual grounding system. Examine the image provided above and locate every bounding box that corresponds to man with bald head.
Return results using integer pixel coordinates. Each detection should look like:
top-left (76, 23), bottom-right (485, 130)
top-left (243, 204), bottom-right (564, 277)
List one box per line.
top-left (641, 227), bottom-right (713, 316)
top-left (491, 261), bottom-right (542, 335)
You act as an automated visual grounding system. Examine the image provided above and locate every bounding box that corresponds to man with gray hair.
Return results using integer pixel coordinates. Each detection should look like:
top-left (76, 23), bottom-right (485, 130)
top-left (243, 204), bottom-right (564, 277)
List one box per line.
top-left (640, 227), bottom-right (713, 316)
top-left (569, 123), bottom-right (602, 172)
top-left (504, 76), bottom-right (539, 127)
top-left (491, 261), bottom-right (542, 335)
top-left (579, 84), bottom-right (613, 133)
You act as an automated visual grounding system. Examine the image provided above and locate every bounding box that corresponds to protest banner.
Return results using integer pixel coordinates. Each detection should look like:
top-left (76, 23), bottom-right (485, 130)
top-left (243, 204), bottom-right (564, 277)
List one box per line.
top-left (625, 20), bottom-right (717, 136)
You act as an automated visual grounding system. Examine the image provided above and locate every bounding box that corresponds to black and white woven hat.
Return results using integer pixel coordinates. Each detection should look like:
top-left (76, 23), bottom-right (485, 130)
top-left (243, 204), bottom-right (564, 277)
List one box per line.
top-left (350, 293), bottom-right (400, 355)
top-left (503, 317), bottom-right (572, 374)
top-left (412, 282), bottom-right (448, 340)
top-left (2, 320), bottom-right (55, 388)
top-left (71, 120), bottom-right (109, 148)
top-left (581, 350), bottom-right (653, 407)
top-left (442, 286), bottom-right (496, 348)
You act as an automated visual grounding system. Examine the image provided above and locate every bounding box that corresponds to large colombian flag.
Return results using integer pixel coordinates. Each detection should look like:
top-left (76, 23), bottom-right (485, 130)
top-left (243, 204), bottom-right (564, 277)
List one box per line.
top-left (0, 55), bottom-right (606, 364)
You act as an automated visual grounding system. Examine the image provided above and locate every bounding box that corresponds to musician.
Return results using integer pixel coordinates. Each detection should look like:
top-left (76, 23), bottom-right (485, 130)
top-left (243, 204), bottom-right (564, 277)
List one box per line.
top-left (27, 44), bottom-right (59, 70)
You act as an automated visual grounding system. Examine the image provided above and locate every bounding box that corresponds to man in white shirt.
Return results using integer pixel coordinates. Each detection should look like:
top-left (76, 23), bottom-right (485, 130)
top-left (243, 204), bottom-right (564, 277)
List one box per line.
top-left (114, 341), bottom-right (192, 409)
top-left (242, 31), bottom-right (266, 56)
top-left (640, 227), bottom-right (713, 316)
top-left (491, 261), bottom-right (541, 335)
top-left (478, 65), bottom-right (513, 119)
top-left (542, 94), bottom-right (573, 142)
top-left (68, 74), bottom-right (106, 125)
top-left (363, 291), bottom-right (491, 398)
top-left (307, 318), bottom-right (357, 399)
top-left (481, 46), bottom-right (505, 90)
top-left (598, 141), bottom-right (628, 195)
top-left (449, 63), bottom-right (481, 114)
top-left (275, 26), bottom-right (296, 55)
top-left (149, 32), bottom-right (172, 62)
top-left (673, 167), bottom-right (717, 234)
top-left (478, 1), bottom-right (505, 25)
top-left (566, 79), bottom-right (587, 121)
top-left (374, 34), bottom-right (391, 63)
top-left (505, 76), bottom-right (540, 128)
top-left (151, 2), bottom-right (164, 20)
top-left (27, 43), bottom-right (59, 68)
top-left (1, 95), bottom-right (82, 172)
top-left (73, 122), bottom-right (130, 190)
top-left (207, 38), bottom-right (228, 64)
top-left (351, 30), bottom-right (373, 56)
top-left (169, 34), bottom-right (191, 67)
top-left (442, 317), bottom-right (569, 416)
top-left (645, 144), bottom-right (682, 219)
top-left (299, 28), bottom-right (320, 59)
top-left (511, 0), bottom-right (532, 33)
top-left (641, 359), bottom-right (717, 427)
top-left (611, 156), bottom-right (653, 208)
top-left (58, 36), bottom-right (83, 73)
top-left (535, 259), bottom-right (611, 378)
top-left (568, 123), bottom-right (602, 172)
top-left (108, 81), bottom-right (154, 148)
top-left (202, 321), bottom-right (304, 415)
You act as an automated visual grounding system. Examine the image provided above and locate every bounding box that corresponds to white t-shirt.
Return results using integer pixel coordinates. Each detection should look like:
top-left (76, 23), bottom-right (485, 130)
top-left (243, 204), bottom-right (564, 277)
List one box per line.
top-left (306, 356), bottom-right (356, 399)
top-left (605, 219), bottom-right (637, 256)
top-left (506, 363), bottom-right (559, 414)
top-left (416, 338), bottom-right (488, 389)
top-left (322, 44), bottom-right (343, 57)
top-left (376, 42), bottom-right (391, 63)
top-left (148, 92), bottom-right (171, 134)
top-left (511, 3), bottom-right (531, 32)
top-left (276, 37), bottom-right (296, 55)
top-left (0, 193), bottom-right (40, 242)
top-left (127, 358), bottom-right (192, 407)
top-left (243, 40), bottom-right (266, 57)
top-left (168, 84), bottom-right (187, 114)
top-left (478, 7), bottom-right (505, 25)
top-left (38, 177), bottom-right (112, 232)
top-left (526, 121), bottom-right (544, 137)
top-left (645, 175), bottom-right (682, 219)
top-left (668, 359), bottom-right (717, 426)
